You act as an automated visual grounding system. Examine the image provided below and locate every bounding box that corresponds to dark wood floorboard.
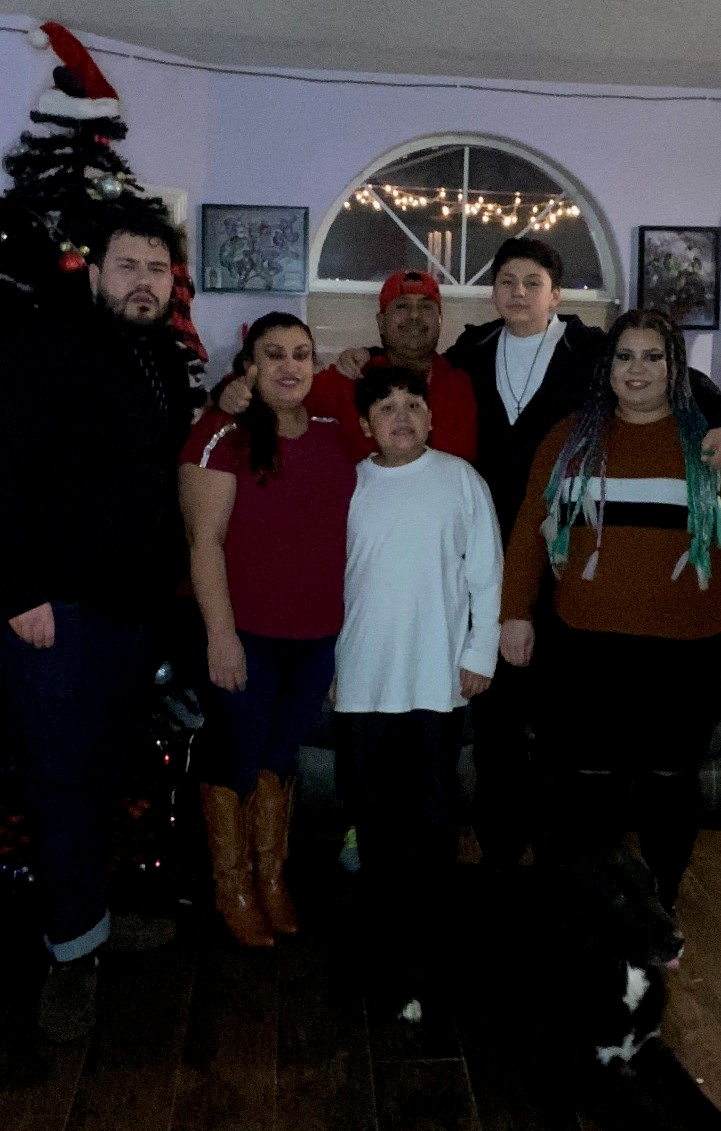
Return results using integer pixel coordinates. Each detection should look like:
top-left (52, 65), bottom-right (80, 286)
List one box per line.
top-left (65, 939), bottom-right (196, 1131)
top-left (664, 830), bottom-right (721, 1114)
top-left (1, 816), bottom-right (720, 1130)
top-left (373, 1059), bottom-right (481, 1131)
top-left (276, 933), bottom-right (377, 1131)
top-left (172, 927), bottom-right (278, 1131)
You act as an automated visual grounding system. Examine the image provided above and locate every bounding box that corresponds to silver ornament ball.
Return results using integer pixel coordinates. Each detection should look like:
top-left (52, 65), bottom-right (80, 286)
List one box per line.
top-left (99, 174), bottom-right (123, 199)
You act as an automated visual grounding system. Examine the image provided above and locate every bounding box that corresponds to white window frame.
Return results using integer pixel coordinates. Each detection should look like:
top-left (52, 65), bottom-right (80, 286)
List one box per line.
top-left (310, 132), bottom-right (619, 304)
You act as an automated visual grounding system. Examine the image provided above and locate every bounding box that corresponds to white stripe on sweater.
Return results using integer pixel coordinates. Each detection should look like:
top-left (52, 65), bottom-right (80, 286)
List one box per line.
top-left (561, 476), bottom-right (688, 506)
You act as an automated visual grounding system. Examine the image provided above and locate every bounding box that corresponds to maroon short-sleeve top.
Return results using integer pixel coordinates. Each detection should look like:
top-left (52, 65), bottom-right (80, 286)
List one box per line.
top-left (180, 408), bottom-right (355, 639)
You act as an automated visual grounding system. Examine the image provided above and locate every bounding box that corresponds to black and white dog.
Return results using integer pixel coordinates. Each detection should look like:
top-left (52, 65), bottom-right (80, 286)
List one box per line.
top-left (554, 840), bottom-right (683, 1074)
top-left (458, 840), bottom-right (719, 1129)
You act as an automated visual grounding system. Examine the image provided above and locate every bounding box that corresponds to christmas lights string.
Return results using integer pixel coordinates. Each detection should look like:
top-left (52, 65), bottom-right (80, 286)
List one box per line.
top-left (1, 23), bottom-right (721, 104)
top-left (345, 183), bottom-right (582, 231)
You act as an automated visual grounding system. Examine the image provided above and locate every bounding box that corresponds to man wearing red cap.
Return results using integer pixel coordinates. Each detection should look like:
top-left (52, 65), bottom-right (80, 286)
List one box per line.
top-left (217, 269), bottom-right (477, 465)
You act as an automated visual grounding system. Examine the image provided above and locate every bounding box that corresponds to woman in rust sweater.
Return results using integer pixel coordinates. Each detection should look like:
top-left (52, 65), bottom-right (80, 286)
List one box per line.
top-left (501, 309), bottom-right (721, 910)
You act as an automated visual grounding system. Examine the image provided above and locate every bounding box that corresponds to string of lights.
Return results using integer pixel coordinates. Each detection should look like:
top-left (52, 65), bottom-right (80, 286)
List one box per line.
top-left (343, 183), bottom-right (581, 231)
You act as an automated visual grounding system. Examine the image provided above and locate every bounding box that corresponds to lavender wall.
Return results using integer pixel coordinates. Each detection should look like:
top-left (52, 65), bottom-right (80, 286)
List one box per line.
top-left (2, 14), bottom-right (721, 382)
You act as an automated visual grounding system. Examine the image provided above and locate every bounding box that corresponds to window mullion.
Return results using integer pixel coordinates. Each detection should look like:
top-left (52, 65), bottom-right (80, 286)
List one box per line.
top-left (466, 193), bottom-right (567, 285)
top-left (363, 184), bottom-right (457, 284)
top-left (459, 146), bottom-right (470, 285)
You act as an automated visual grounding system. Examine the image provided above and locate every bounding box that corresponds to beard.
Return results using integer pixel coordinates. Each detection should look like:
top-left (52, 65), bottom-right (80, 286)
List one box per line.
top-left (94, 286), bottom-right (170, 331)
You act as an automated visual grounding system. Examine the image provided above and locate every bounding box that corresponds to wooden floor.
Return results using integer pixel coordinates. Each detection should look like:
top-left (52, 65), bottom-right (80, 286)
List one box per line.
top-left (664, 830), bottom-right (721, 1111)
top-left (1, 812), bottom-right (721, 1131)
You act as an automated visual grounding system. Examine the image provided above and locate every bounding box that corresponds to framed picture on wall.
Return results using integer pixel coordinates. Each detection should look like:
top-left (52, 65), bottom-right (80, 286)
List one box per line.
top-left (637, 226), bottom-right (721, 330)
top-left (201, 203), bottom-right (309, 294)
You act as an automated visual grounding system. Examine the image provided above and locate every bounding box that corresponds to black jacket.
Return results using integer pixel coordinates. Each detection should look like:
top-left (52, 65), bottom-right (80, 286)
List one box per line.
top-left (446, 315), bottom-right (605, 542)
top-left (446, 315), bottom-right (721, 544)
top-left (0, 308), bottom-right (194, 622)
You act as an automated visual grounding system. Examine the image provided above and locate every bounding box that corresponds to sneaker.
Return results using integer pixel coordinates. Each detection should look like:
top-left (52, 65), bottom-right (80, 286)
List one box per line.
top-left (39, 952), bottom-right (99, 1042)
top-left (338, 825), bottom-right (361, 873)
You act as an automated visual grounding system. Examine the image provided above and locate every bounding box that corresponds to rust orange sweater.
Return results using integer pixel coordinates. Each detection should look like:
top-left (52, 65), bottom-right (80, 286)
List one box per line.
top-left (501, 413), bottom-right (721, 640)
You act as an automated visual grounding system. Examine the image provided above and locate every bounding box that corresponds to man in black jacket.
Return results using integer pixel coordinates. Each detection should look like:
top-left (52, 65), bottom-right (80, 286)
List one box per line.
top-left (442, 239), bottom-right (602, 869)
top-left (0, 213), bottom-right (194, 1041)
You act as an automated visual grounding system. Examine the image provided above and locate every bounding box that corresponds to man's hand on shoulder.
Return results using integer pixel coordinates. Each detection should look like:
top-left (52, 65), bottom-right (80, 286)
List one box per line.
top-left (217, 374), bottom-right (253, 415)
top-left (9, 602), bottom-right (55, 648)
top-left (335, 348), bottom-right (370, 379)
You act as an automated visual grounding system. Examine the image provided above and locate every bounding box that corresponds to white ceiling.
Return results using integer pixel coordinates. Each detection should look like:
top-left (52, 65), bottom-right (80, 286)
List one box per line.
top-left (5, 0), bottom-right (721, 88)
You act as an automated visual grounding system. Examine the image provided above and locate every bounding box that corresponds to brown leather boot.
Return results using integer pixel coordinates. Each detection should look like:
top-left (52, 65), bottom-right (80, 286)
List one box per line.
top-left (200, 783), bottom-right (274, 947)
top-left (254, 770), bottom-right (299, 935)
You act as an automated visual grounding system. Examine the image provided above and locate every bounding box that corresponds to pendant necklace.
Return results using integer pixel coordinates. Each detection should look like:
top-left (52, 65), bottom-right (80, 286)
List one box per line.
top-left (502, 323), bottom-right (550, 418)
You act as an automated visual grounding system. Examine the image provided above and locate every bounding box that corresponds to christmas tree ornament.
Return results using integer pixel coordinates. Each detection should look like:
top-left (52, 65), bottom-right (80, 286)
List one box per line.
top-left (59, 248), bottom-right (87, 272)
top-left (99, 173), bottom-right (123, 199)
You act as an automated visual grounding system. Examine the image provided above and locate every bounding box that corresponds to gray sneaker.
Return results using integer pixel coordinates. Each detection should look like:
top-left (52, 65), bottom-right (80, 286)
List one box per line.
top-left (39, 953), bottom-right (99, 1042)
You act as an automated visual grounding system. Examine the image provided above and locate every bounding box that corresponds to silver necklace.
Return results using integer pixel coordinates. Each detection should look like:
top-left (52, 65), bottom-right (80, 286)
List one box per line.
top-left (501, 323), bottom-right (550, 417)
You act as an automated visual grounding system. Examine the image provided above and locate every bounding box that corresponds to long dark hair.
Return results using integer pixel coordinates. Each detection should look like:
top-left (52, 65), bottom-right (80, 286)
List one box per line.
top-left (233, 312), bottom-right (315, 484)
top-left (543, 308), bottom-right (721, 588)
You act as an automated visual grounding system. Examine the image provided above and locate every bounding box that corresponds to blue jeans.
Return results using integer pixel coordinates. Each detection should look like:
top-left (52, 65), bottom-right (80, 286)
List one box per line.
top-left (198, 632), bottom-right (336, 798)
top-left (0, 601), bottom-right (149, 960)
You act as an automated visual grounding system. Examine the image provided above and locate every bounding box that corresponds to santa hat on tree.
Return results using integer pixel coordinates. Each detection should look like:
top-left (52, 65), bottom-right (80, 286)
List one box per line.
top-left (30, 21), bottom-right (121, 121)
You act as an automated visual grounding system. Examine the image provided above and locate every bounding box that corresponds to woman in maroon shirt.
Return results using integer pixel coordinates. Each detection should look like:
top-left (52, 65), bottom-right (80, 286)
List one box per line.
top-left (179, 313), bottom-right (355, 947)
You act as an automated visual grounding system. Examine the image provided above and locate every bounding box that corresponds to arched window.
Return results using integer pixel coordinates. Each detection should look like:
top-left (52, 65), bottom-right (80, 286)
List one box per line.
top-left (308, 134), bottom-right (619, 363)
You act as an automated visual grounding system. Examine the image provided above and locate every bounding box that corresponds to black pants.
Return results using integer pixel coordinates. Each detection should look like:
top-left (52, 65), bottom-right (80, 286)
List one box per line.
top-left (538, 618), bottom-right (721, 908)
top-left (335, 709), bottom-right (465, 994)
top-left (470, 657), bottom-right (539, 867)
top-left (471, 584), bottom-right (556, 868)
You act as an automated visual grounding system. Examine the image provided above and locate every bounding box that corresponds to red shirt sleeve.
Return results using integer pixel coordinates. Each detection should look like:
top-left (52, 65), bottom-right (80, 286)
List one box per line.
top-left (306, 365), bottom-right (375, 463)
top-left (178, 408), bottom-right (240, 473)
top-left (427, 356), bottom-right (478, 463)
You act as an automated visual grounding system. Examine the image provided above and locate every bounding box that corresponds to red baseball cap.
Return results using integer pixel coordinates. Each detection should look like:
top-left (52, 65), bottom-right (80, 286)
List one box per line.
top-left (378, 270), bottom-right (441, 312)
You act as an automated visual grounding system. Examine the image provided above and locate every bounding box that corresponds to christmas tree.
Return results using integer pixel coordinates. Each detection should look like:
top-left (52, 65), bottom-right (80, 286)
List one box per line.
top-left (1, 22), bottom-right (207, 376)
top-left (4, 23), bottom-right (168, 272)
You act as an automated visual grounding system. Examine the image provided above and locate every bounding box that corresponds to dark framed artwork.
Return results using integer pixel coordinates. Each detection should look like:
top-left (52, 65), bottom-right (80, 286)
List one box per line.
top-left (201, 203), bottom-right (309, 294)
top-left (637, 226), bottom-right (720, 330)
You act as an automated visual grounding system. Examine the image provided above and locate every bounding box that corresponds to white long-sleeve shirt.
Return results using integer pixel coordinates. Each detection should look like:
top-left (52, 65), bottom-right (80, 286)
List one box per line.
top-left (334, 449), bottom-right (503, 714)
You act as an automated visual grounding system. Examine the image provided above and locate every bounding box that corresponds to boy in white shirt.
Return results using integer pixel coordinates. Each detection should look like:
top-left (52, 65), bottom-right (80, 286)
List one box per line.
top-left (334, 366), bottom-right (502, 1018)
